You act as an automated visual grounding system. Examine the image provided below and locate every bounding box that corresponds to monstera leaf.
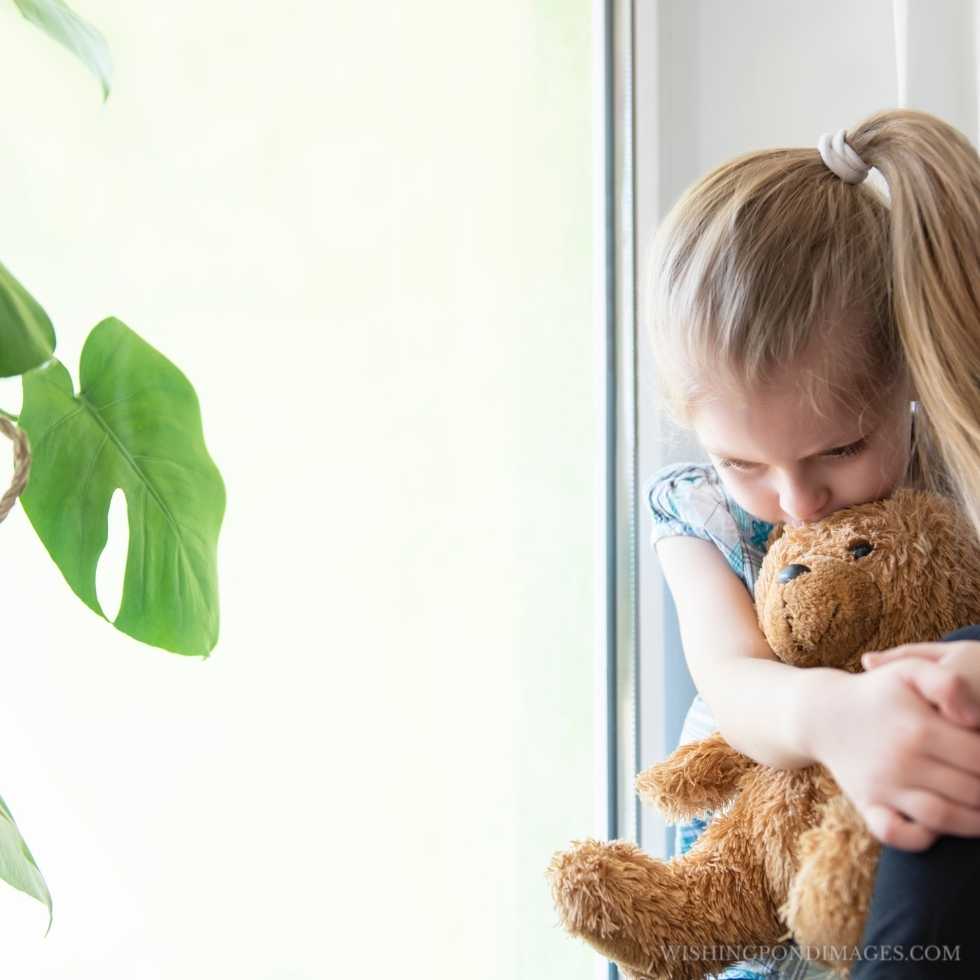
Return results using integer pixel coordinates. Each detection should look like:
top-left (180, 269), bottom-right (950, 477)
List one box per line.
top-left (0, 260), bottom-right (57, 379)
top-left (13, 0), bottom-right (113, 101)
top-left (18, 318), bottom-right (225, 657)
top-left (0, 794), bottom-right (51, 931)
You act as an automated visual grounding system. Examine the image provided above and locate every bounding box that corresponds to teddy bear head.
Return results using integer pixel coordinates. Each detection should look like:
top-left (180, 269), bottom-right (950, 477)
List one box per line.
top-left (754, 489), bottom-right (980, 672)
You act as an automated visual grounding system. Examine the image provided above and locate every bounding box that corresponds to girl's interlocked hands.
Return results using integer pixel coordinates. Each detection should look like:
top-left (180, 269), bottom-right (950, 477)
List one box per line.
top-left (811, 647), bottom-right (980, 852)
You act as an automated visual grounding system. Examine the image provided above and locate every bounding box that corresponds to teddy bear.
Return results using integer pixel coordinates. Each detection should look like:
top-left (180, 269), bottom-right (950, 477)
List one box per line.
top-left (547, 489), bottom-right (980, 979)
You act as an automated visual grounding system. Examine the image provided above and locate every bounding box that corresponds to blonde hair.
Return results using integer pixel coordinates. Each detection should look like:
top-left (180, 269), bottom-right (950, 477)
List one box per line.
top-left (648, 108), bottom-right (980, 537)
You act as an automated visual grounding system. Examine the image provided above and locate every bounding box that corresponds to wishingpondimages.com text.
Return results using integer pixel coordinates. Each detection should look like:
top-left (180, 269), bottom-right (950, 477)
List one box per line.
top-left (658, 944), bottom-right (961, 964)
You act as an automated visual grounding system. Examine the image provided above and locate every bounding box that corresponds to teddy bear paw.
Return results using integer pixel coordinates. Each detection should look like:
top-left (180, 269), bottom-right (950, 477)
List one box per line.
top-left (546, 838), bottom-right (650, 939)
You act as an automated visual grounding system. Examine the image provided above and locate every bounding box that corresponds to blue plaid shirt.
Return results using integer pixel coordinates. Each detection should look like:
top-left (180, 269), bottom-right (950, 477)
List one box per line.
top-left (646, 462), bottom-right (833, 980)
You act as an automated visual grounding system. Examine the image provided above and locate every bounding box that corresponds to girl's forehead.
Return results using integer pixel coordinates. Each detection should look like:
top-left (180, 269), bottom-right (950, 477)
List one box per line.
top-left (700, 378), bottom-right (864, 422)
top-left (691, 379), bottom-right (903, 461)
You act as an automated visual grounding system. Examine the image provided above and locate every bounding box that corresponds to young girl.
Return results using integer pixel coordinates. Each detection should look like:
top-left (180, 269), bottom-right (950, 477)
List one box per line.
top-left (646, 108), bottom-right (980, 979)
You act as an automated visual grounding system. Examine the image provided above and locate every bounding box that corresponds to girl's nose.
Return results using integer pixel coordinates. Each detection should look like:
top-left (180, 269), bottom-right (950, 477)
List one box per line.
top-left (778, 479), bottom-right (830, 523)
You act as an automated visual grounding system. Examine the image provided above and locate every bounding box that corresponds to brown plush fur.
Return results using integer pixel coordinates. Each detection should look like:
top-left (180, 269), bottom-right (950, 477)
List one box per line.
top-left (547, 490), bottom-right (980, 979)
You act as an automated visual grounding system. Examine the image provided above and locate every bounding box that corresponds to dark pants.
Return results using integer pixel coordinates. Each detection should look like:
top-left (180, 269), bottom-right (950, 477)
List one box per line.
top-left (852, 625), bottom-right (980, 978)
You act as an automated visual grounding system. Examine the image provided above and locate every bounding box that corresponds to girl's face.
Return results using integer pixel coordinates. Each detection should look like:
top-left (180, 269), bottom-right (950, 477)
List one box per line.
top-left (690, 373), bottom-right (914, 527)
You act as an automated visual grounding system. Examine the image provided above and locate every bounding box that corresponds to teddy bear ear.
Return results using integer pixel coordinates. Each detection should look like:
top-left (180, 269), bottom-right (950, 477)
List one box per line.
top-left (765, 522), bottom-right (786, 549)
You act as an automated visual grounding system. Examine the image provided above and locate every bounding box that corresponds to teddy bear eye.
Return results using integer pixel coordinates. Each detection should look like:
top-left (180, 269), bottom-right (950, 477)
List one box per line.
top-left (848, 539), bottom-right (873, 559)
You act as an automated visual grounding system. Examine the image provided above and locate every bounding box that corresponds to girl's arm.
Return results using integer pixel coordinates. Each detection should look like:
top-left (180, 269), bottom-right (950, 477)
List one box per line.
top-left (656, 534), bottom-right (819, 769)
top-left (656, 534), bottom-right (980, 850)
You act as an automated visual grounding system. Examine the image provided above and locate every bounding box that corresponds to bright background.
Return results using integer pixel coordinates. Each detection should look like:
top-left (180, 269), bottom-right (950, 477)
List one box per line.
top-left (0, 2), bottom-right (596, 977)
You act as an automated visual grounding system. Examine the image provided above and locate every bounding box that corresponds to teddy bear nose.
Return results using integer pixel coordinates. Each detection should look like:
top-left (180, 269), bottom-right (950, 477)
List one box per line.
top-left (778, 563), bottom-right (810, 583)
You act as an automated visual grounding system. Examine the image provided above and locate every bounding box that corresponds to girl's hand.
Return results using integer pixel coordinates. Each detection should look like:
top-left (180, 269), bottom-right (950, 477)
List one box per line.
top-left (811, 658), bottom-right (980, 852)
top-left (862, 641), bottom-right (980, 725)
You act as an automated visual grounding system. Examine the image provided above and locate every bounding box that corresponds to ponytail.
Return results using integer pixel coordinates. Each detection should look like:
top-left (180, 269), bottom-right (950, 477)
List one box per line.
top-left (849, 109), bottom-right (980, 538)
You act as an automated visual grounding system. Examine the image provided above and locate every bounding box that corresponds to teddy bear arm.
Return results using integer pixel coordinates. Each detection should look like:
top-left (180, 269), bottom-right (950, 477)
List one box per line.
top-left (635, 730), bottom-right (757, 822)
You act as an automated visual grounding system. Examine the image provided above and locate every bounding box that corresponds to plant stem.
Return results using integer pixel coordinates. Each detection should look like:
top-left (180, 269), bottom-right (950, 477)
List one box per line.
top-left (0, 409), bottom-right (19, 422)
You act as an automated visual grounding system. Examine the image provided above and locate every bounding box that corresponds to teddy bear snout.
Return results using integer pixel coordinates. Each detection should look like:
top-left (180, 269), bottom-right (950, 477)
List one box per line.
top-left (762, 557), bottom-right (882, 670)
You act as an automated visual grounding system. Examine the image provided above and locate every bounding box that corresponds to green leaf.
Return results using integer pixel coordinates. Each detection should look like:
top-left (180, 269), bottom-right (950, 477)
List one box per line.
top-left (0, 260), bottom-right (57, 378)
top-left (19, 317), bottom-right (226, 657)
top-left (13, 0), bottom-right (113, 101)
top-left (0, 793), bottom-right (52, 933)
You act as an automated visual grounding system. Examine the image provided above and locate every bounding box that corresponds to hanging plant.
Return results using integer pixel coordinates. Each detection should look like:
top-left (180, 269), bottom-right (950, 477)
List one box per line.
top-left (0, 1), bottom-right (226, 930)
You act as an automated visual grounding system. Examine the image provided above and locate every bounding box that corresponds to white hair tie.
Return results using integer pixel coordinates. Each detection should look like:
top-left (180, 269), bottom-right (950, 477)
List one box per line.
top-left (818, 129), bottom-right (870, 184)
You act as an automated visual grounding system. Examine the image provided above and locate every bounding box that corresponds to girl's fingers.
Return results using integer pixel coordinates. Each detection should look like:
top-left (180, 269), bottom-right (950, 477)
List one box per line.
top-left (890, 659), bottom-right (980, 727)
top-left (862, 802), bottom-right (938, 851)
top-left (922, 721), bottom-right (980, 777)
top-left (890, 788), bottom-right (980, 837)
top-left (901, 753), bottom-right (980, 809)
top-left (862, 644), bottom-right (945, 669)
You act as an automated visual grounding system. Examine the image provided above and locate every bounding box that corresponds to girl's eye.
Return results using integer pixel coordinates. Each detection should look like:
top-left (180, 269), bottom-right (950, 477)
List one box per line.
top-left (719, 438), bottom-right (867, 473)
top-left (718, 458), bottom-right (756, 473)
top-left (822, 438), bottom-right (867, 459)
